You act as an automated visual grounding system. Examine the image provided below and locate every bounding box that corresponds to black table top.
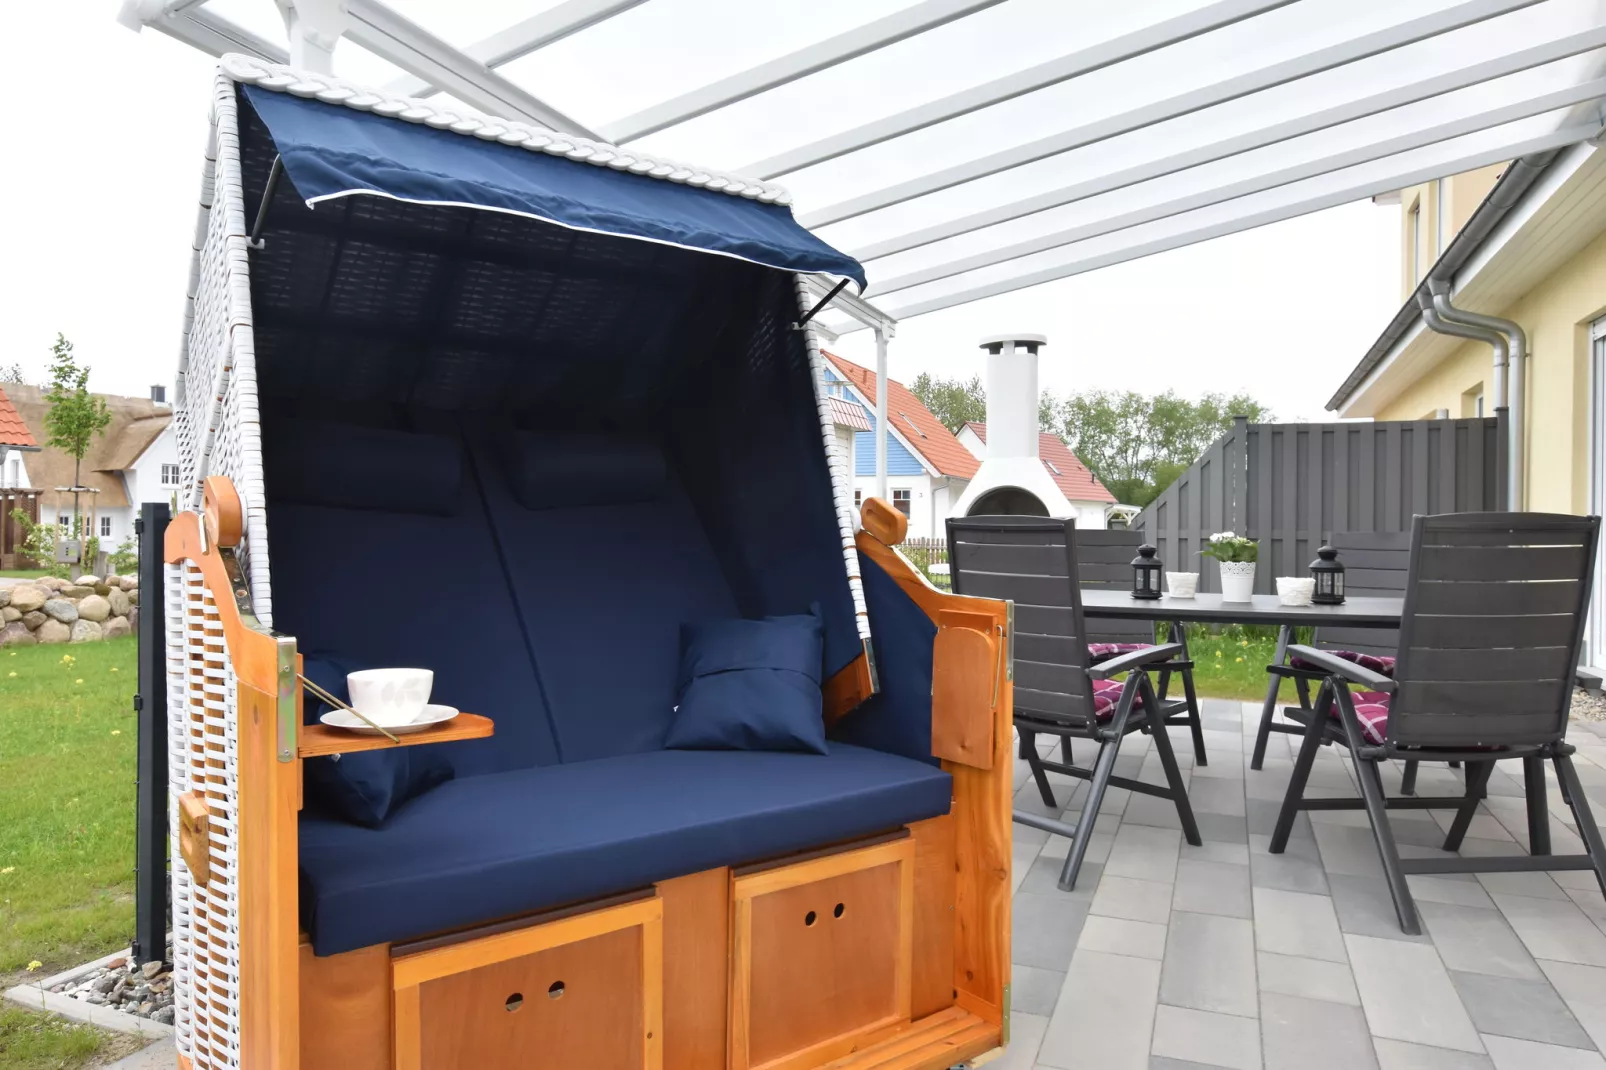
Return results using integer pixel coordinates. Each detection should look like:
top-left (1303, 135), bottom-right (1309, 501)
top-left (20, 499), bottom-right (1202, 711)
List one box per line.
top-left (1079, 589), bottom-right (1403, 627)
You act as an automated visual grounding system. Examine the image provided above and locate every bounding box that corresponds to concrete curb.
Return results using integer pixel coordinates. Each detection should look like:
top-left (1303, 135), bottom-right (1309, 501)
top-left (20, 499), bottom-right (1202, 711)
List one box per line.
top-left (3, 946), bottom-right (174, 1040)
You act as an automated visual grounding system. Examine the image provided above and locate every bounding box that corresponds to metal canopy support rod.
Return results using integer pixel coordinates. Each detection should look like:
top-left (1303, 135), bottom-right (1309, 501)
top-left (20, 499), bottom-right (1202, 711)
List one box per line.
top-left (602, 0), bottom-right (1010, 144)
top-left (343, 0), bottom-right (601, 137)
top-left (866, 76), bottom-right (1606, 297)
top-left (248, 155), bottom-right (283, 250)
top-left (385, 0), bottom-right (651, 98)
top-left (796, 279), bottom-right (851, 329)
top-left (800, 0), bottom-right (1544, 228)
top-left (852, 23), bottom-right (1606, 263)
top-left (743, 0), bottom-right (1298, 180)
top-left (801, 274), bottom-right (898, 336)
top-left (841, 118), bottom-right (1602, 328)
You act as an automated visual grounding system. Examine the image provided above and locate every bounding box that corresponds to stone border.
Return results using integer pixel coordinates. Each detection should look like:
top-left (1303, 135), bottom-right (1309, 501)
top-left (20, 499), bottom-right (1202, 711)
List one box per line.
top-left (3, 947), bottom-right (174, 1040)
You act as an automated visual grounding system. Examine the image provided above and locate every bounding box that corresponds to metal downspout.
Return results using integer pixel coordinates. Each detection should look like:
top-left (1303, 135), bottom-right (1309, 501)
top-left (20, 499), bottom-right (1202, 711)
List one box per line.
top-left (1415, 291), bottom-right (1512, 507)
top-left (1426, 278), bottom-right (1527, 509)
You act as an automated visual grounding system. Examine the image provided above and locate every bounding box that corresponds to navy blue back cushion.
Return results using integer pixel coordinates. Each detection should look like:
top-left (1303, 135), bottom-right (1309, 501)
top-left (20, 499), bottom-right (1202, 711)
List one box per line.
top-left (300, 653), bottom-right (454, 826)
top-left (469, 431), bottom-right (738, 762)
top-left (265, 416), bottom-right (464, 516)
top-left (828, 554), bottom-right (939, 765)
top-left (264, 417), bottom-right (561, 775)
top-left (667, 611), bottom-right (826, 754)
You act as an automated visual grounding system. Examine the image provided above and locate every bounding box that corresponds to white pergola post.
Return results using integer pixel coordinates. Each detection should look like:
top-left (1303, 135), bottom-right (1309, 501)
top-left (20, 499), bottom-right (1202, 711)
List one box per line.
top-left (276, 0), bottom-right (347, 74)
top-left (874, 327), bottom-right (891, 502)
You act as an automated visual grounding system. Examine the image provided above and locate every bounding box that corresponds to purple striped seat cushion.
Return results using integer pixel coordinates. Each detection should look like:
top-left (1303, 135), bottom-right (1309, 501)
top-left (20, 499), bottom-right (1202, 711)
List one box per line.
top-left (1329, 690), bottom-right (1391, 744)
top-left (1088, 642), bottom-right (1156, 664)
top-left (1091, 677), bottom-right (1148, 721)
top-left (1290, 650), bottom-right (1396, 676)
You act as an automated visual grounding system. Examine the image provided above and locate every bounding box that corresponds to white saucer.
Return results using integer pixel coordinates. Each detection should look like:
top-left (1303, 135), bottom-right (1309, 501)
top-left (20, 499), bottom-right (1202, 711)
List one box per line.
top-left (320, 704), bottom-right (460, 735)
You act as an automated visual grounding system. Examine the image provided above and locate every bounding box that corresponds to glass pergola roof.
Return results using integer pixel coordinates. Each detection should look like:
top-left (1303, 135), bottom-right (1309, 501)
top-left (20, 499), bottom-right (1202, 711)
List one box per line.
top-left (123, 0), bottom-right (1606, 336)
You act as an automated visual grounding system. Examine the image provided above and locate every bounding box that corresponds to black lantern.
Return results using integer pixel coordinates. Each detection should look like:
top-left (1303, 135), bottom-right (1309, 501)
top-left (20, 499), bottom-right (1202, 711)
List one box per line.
top-left (1131, 544), bottom-right (1163, 600)
top-left (1311, 545), bottom-right (1346, 605)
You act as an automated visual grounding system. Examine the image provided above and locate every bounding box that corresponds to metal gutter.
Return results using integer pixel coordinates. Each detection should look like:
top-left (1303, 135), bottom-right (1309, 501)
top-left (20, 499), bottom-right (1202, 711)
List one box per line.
top-left (1325, 150), bottom-right (1560, 411)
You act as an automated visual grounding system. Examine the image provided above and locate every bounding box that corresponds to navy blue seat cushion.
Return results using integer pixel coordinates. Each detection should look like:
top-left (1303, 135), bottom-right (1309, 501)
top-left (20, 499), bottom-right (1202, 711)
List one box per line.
top-left (299, 742), bottom-right (951, 954)
top-left (666, 610), bottom-right (826, 754)
top-left (469, 431), bottom-right (740, 762)
top-left (263, 416), bottom-right (562, 776)
top-left (300, 653), bottom-right (454, 827)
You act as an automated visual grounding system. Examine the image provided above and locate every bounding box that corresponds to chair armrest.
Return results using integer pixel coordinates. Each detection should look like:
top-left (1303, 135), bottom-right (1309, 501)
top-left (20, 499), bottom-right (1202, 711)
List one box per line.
top-left (1284, 645), bottom-right (1396, 693)
top-left (1267, 663), bottom-right (1328, 681)
top-left (1087, 642), bottom-right (1185, 680)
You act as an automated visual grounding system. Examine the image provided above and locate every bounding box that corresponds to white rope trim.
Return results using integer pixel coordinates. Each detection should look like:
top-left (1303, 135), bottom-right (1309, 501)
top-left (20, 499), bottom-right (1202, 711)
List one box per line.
top-left (219, 53), bottom-right (792, 206)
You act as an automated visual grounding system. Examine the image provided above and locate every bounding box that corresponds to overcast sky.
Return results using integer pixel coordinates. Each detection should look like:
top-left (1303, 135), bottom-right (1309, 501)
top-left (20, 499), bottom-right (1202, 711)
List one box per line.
top-left (4, 3), bottom-right (1407, 422)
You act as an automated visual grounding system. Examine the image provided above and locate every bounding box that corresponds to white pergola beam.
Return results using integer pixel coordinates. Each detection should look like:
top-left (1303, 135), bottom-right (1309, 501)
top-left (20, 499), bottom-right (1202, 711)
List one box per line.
top-left (852, 119), bottom-right (1603, 326)
top-left (742, 0), bottom-right (1298, 181)
top-left (600, 0), bottom-right (1011, 144)
top-left (854, 23), bottom-right (1606, 263)
top-left (868, 77), bottom-right (1606, 296)
top-left (342, 0), bottom-right (601, 137)
top-left (385, 0), bottom-right (650, 98)
top-left (800, 0), bottom-right (1545, 229)
top-left (119, 2), bottom-right (289, 62)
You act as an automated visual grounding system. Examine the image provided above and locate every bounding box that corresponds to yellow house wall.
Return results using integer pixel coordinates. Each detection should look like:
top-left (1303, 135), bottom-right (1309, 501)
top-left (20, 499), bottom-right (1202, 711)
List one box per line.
top-left (1374, 226), bottom-right (1606, 514)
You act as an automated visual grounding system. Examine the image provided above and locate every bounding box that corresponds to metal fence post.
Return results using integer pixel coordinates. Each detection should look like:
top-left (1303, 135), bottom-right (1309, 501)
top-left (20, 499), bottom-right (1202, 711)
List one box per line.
top-left (132, 502), bottom-right (170, 966)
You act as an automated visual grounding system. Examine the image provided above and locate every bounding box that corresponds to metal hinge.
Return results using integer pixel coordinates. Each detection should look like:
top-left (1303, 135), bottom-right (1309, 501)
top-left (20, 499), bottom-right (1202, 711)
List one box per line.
top-left (134, 517), bottom-right (144, 535)
top-left (133, 694), bottom-right (143, 713)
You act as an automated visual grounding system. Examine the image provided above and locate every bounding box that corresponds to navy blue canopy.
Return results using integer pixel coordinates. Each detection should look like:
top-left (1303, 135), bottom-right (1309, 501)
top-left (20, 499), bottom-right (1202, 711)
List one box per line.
top-left (241, 85), bottom-right (865, 290)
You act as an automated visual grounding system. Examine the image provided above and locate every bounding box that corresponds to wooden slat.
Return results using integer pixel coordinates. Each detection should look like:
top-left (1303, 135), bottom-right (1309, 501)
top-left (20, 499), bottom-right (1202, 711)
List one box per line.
top-left (949, 569), bottom-right (1073, 609)
top-left (1327, 549), bottom-right (1410, 571)
top-left (1413, 580), bottom-right (1582, 616)
top-left (948, 525), bottom-right (1064, 547)
top-left (931, 620), bottom-right (997, 771)
top-left (1412, 613), bottom-right (1578, 649)
top-left (1344, 567), bottom-right (1412, 595)
top-left (1075, 562), bottom-right (1131, 585)
top-left (299, 942), bottom-right (391, 1070)
top-left (948, 540), bottom-right (1070, 578)
top-left (1392, 709), bottom-right (1569, 746)
top-left (1416, 544), bottom-right (1590, 582)
top-left (1423, 528), bottom-right (1594, 548)
top-left (1013, 661), bottom-right (1085, 702)
top-left (659, 868), bottom-right (728, 1070)
top-left (297, 713), bottom-right (495, 757)
top-left (909, 817), bottom-right (956, 1021)
top-left (1406, 646), bottom-right (1577, 681)
top-left (1330, 532), bottom-right (1413, 554)
top-left (1012, 604), bottom-right (1079, 640)
top-left (1012, 632), bottom-right (1080, 666)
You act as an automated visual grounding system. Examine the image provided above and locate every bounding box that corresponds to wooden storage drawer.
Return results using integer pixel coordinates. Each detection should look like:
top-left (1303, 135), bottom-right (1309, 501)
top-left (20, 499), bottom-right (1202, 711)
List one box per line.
top-left (730, 836), bottom-right (915, 1070)
top-left (391, 897), bottom-right (662, 1070)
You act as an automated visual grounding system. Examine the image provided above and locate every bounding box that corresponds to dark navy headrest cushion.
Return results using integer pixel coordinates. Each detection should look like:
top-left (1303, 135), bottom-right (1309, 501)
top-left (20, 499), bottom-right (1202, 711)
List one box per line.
top-left (265, 417), bottom-right (463, 516)
top-left (503, 431), bottom-right (668, 510)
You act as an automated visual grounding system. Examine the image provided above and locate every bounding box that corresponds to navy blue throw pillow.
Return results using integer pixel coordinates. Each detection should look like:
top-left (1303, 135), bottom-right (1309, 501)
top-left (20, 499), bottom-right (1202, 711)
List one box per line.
top-left (301, 653), bottom-right (454, 828)
top-left (665, 609), bottom-right (827, 754)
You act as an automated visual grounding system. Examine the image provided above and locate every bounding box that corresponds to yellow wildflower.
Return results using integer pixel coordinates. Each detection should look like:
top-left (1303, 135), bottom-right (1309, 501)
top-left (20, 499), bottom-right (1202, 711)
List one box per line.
top-left (1235, 657), bottom-right (1244, 663)
top-left (111, 730), bottom-right (121, 736)
top-left (1, 867), bottom-right (13, 874)
top-left (26, 960), bottom-right (41, 972)
top-left (6, 672), bottom-right (14, 678)
top-left (110, 667), bottom-right (119, 673)
top-left (75, 678), bottom-right (83, 685)
top-left (59, 654), bottom-right (74, 665)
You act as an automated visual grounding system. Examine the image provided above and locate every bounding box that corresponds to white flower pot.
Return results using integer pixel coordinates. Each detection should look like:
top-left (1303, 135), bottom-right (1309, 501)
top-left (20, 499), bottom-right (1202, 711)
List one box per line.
top-left (1219, 561), bottom-right (1257, 602)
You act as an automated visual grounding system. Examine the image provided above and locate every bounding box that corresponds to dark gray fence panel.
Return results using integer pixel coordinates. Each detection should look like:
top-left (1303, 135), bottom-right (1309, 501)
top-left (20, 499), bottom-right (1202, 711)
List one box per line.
top-left (1135, 416), bottom-right (1504, 595)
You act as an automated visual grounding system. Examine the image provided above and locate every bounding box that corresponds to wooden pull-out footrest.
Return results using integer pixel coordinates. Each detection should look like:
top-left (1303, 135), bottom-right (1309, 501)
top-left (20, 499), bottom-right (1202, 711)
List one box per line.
top-left (730, 837), bottom-right (916, 1070)
top-left (390, 896), bottom-right (662, 1070)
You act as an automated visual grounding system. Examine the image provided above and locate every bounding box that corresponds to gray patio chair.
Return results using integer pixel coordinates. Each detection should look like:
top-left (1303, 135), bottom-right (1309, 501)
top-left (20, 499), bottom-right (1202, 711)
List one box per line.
top-left (948, 516), bottom-right (1201, 891)
top-left (1252, 531), bottom-right (1410, 776)
top-left (1077, 528), bottom-right (1208, 767)
top-left (1269, 512), bottom-right (1606, 935)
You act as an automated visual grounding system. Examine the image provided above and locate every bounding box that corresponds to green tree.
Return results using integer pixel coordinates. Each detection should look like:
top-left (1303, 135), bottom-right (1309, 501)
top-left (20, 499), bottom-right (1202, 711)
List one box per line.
top-left (909, 372), bottom-right (987, 433)
top-left (1050, 390), bottom-right (1271, 507)
top-left (0, 362), bottom-right (23, 384)
top-left (42, 334), bottom-right (112, 529)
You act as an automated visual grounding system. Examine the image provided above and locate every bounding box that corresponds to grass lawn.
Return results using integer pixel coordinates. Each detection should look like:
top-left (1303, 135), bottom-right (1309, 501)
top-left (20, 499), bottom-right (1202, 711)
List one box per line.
top-left (1182, 624), bottom-right (1286, 702)
top-left (0, 638), bottom-right (140, 1069)
top-left (0, 572), bottom-right (49, 581)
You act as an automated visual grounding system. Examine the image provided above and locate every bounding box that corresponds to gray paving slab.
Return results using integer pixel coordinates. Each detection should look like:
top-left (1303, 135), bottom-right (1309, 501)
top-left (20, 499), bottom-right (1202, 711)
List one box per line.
top-left (1261, 991), bottom-right (1379, 1070)
top-left (1159, 911), bottom-right (1258, 1017)
top-left (1448, 970), bottom-right (1595, 1049)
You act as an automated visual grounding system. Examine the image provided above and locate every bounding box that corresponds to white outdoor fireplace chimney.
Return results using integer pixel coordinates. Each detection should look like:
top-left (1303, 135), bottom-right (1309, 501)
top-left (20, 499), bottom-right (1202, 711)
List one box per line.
top-left (952, 333), bottom-right (1079, 518)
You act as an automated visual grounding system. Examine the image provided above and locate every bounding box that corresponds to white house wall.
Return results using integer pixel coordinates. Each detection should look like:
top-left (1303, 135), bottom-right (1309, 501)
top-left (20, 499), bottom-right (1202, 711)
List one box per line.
top-left (1, 449), bottom-right (29, 490)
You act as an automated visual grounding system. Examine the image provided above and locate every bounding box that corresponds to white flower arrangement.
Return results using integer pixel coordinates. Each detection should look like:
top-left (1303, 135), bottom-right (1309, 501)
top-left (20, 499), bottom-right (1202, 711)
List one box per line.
top-left (1200, 531), bottom-right (1259, 564)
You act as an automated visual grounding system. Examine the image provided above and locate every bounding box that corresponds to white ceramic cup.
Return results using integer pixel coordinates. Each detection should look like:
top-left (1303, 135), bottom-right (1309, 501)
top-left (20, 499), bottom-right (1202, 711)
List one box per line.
top-left (1277, 577), bottom-right (1316, 606)
top-left (346, 668), bottom-right (434, 727)
top-left (1166, 572), bottom-right (1199, 598)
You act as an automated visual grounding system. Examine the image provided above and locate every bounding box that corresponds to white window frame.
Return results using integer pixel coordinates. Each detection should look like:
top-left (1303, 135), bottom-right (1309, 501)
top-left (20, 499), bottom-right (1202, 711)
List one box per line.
top-left (100, 516), bottom-right (112, 538)
top-left (160, 463), bottom-right (181, 486)
top-left (1589, 315), bottom-right (1606, 669)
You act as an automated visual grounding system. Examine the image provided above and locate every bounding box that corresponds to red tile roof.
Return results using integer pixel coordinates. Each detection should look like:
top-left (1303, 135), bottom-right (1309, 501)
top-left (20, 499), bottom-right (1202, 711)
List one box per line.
top-left (0, 387), bottom-right (36, 449)
top-left (824, 353), bottom-right (979, 479)
top-left (826, 395), bottom-right (873, 432)
top-left (964, 422), bottom-right (1115, 503)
